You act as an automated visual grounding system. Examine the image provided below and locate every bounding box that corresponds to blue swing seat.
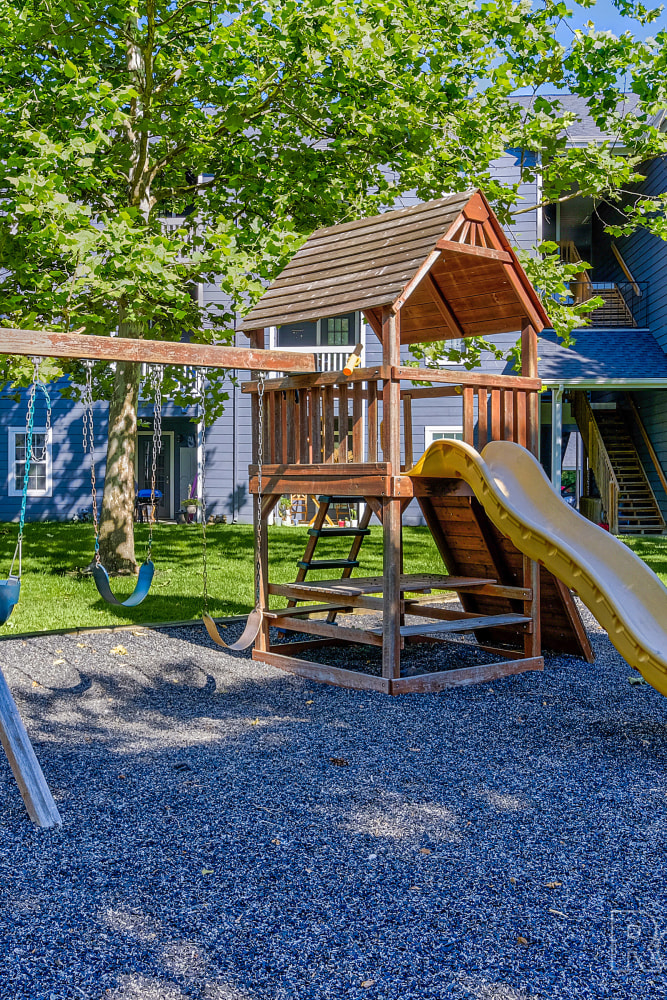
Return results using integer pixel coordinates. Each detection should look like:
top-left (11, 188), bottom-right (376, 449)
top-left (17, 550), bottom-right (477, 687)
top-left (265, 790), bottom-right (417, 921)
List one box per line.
top-left (0, 577), bottom-right (20, 625)
top-left (92, 560), bottom-right (155, 608)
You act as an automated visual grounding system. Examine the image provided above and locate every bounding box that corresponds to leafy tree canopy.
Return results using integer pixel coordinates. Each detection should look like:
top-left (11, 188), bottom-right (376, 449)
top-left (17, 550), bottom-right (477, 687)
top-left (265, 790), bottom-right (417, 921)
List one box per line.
top-left (0, 0), bottom-right (665, 395)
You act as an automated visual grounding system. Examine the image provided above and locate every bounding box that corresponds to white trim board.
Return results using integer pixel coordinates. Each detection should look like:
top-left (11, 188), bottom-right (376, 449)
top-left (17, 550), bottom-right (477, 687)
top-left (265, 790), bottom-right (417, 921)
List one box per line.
top-left (7, 425), bottom-right (53, 498)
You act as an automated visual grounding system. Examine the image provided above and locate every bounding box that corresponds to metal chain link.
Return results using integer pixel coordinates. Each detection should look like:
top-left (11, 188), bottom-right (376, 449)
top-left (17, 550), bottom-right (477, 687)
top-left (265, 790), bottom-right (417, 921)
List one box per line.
top-left (83, 361), bottom-right (100, 563)
top-left (12, 359), bottom-right (52, 578)
top-left (147, 365), bottom-right (163, 560)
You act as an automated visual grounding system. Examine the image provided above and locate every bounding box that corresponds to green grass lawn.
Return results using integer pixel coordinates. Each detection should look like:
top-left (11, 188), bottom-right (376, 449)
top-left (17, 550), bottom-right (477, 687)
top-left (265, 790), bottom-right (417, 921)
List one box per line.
top-left (1, 521), bottom-right (665, 637)
top-left (0, 521), bottom-right (444, 636)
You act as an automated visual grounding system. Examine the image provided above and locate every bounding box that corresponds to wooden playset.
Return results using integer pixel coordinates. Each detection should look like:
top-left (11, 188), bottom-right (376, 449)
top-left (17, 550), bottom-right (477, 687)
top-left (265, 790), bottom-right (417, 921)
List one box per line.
top-left (238, 191), bottom-right (593, 693)
top-left (0, 189), bottom-right (599, 828)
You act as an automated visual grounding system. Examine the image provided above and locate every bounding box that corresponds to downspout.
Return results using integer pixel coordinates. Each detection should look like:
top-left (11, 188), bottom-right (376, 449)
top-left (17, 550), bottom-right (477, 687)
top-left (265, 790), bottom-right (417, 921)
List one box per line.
top-left (551, 384), bottom-right (564, 492)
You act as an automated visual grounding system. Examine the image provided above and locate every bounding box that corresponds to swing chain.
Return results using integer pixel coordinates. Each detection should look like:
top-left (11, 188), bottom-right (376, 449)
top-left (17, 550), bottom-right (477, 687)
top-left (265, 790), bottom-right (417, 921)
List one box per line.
top-left (255, 373), bottom-right (265, 609)
top-left (199, 370), bottom-right (209, 615)
top-left (11, 358), bottom-right (51, 579)
top-left (83, 361), bottom-right (100, 563)
top-left (147, 365), bottom-right (163, 561)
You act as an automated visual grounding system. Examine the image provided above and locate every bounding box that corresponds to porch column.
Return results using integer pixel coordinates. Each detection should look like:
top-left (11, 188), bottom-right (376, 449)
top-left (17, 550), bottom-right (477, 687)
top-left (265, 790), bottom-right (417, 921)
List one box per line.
top-left (551, 384), bottom-right (564, 491)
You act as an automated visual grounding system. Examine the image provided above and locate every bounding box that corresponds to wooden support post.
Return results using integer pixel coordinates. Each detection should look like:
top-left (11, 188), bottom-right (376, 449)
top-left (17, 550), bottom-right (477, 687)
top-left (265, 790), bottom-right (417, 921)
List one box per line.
top-left (403, 392), bottom-right (414, 470)
top-left (0, 669), bottom-right (62, 828)
top-left (521, 320), bottom-right (540, 456)
top-left (522, 555), bottom-right (541, 659)
top-left (381, 306), bottom-right (402, 679)
top-left (462, 387), bottom-right (475, 445)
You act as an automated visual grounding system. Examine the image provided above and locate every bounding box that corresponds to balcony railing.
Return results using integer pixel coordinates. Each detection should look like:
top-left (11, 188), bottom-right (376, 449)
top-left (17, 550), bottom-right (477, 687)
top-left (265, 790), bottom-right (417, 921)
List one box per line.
top-left (568, 280), bottom-right (649, 328)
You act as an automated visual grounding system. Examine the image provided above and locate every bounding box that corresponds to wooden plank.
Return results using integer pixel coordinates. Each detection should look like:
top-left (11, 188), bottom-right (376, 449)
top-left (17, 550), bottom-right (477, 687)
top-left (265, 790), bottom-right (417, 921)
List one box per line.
top-left (285, 390), bottom-right (296, 463)
top-left (272, 615), bottom-right (384, 646)
top-left (436, 240), bottom-right (512, 262)
top-left (0, 668), bottom-right (62, 828)
top-left (367, 380), bottom-right (379, 462)
top-left (273, 232), bottom-right (449, 283)
top-left (352, 382), bottom-right (364, 463)
top-left (501, 390), bottom-right (514, 441)
top-left (477, 388), bottom-right (488, 450)
top-left (490, 389), bottom-right (501, 441)
top-left (423, 273), bottom-right (465, 338)
top-left (0, 327), bottom-right (317, 372)
top-left (371, 613), bottom-right (530, 638)
top-left (400, 386), bottom-right (460, 401)
top-left (462, 387), bottom-right (475, 446)
top-left (392, 367), bottom-right (540, 391)
top-left (515, 391), bottom-right (527, 448)
top-left (273, 392), bottom-right (284, 465)
top-left (253, 649), bottom-right (391, 693)
top-left (323, 386), bottom-right (335, 463)
top-left (390, 657), bottom-right (544, 694)
top-left (243, 365), bottom-right (387, 394)
top-left (391, 250), bottom-right (442, 312)
top-left (270, 574), bottom-right (486, 598)
top-left (309, 388), bottom-right (322, 462)
top-left (403, 393), bottom-right (414, 470)
top-left (338, 382), bottom-right (349, 463)
top-left (299, 390), bottom-right (310, 464)
top-left (268, 638), bottom-right (343, 655)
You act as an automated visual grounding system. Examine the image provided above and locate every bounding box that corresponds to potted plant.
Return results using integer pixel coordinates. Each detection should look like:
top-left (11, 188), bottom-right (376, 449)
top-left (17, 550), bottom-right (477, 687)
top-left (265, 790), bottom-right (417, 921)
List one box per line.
top-left (278, 497), bottom-right (293, 525)
top-left (181, 496), bottom-right (202, 519)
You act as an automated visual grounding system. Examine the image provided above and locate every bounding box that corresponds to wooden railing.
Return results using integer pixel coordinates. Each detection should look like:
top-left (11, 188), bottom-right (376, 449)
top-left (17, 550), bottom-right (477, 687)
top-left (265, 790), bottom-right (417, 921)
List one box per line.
top-left (572, 392), bottom-right (619, 533)
top-left (245, 366), bottom-right (541, 470)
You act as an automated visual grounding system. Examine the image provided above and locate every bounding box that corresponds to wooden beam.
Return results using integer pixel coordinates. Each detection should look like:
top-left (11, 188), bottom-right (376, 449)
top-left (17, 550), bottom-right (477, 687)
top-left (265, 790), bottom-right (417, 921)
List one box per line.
top-left (436, 240), bottom-right (512, 262)
top-left (243, 366), bottom-right (387, 394)
top-left (0, 668), bottom-right (62, 828)
top-left (393, 366), bottom-right (541, 391)
top-left (253, 649), bottom-right (391, 693)
top-left (423, 273), bottom-right (465, 338)
top-left (0, 327), bottom-right (317, 373)
top-left (389, 657), bottom-right (544, 694)
top-left (391, 250), bottom-right (442, 313)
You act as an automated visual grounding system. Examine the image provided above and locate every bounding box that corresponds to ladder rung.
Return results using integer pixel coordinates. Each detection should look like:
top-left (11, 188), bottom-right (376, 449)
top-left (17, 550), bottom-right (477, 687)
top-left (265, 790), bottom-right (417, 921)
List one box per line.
top-left (297, 558), bottom-right (360, 570)
top-left (308, 527), bottom-right (371, 538)
top-left (317, 496), bottom-right (361, 504)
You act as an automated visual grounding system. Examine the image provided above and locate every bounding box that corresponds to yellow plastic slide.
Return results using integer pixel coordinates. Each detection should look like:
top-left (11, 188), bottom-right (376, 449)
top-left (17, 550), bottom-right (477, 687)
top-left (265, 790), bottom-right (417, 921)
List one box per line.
top-left (408, 440), bottom-right (667, 697)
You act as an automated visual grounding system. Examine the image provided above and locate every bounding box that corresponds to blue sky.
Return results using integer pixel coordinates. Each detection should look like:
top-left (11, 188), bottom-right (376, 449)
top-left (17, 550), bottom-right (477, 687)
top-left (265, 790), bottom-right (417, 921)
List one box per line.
top-left (565, 0), bottom-right (666, 38)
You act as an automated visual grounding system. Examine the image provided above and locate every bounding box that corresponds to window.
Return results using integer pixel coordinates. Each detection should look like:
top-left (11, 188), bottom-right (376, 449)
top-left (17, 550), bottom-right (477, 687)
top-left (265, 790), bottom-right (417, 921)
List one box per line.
top-left (425, 425), bottom-right (463, 449)
top-left (8, 426), bottom-right (52, 497)
top-left (277, 311), bottom-right (358, 349)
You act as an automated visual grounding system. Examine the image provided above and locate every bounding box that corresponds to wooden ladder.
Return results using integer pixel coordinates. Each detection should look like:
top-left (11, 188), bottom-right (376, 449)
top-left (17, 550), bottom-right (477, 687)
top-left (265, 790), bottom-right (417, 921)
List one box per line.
top-left (288, 497), bottom-right (373, 622)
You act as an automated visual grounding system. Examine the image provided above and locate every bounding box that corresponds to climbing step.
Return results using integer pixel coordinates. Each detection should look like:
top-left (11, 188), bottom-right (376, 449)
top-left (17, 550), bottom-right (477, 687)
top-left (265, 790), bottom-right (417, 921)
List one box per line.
top-left (297, 558), bottom-right (360, 570)
top-left (308, 527), bottom-right (370, 538)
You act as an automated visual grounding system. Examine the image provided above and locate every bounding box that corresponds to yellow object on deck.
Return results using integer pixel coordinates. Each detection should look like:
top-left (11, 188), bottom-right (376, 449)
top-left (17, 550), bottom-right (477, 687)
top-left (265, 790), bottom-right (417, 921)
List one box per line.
top-left (408, 439), bottom-right (667, 697)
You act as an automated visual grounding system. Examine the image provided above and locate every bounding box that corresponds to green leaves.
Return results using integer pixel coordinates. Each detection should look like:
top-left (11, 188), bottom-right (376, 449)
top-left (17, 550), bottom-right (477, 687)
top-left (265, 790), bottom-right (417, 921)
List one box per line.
top-left (0, 0), bottom-right (663, 405)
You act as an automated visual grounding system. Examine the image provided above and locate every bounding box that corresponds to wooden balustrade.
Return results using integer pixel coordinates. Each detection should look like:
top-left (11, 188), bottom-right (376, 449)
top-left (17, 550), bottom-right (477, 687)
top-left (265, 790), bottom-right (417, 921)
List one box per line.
top-left (246, 368), bottom-right (541, 469)
top-left (572, 392), bottom-right (619, 534)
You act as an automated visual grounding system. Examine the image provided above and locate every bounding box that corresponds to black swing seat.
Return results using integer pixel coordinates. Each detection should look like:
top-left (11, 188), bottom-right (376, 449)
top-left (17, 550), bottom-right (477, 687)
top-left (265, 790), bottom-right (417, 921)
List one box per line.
top-left (0, 577), bottom-right (20, 625)
top-left (93, 560), bottom-right (155, 608)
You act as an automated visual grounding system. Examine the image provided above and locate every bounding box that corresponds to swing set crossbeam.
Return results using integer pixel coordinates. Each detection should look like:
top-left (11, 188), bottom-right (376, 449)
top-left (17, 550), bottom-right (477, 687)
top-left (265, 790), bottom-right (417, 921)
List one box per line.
top-left (0, 327), bottom-right (316, 373)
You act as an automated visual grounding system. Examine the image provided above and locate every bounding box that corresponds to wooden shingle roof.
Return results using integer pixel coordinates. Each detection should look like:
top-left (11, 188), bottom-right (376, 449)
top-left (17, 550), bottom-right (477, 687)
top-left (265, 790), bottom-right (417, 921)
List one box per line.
top-left (241, 190), bottom-right (550, 342)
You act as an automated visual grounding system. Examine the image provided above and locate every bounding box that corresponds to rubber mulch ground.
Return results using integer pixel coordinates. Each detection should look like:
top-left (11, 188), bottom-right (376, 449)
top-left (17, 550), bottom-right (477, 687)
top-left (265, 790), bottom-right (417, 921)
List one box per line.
top-left (0, 608), bottom-right (665, 999)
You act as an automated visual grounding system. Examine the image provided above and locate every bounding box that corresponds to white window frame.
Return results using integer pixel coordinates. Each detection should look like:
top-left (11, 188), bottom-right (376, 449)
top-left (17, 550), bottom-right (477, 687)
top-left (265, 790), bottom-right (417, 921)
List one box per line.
top-left (8, 425), bottom-right (53, 497)
top-left (424, 425), bottom-right (463, 449)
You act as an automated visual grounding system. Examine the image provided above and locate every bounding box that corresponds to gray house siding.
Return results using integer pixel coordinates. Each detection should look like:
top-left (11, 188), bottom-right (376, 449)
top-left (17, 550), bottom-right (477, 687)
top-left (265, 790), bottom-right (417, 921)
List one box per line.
top-left (0, 380), bottom-right (106, 523)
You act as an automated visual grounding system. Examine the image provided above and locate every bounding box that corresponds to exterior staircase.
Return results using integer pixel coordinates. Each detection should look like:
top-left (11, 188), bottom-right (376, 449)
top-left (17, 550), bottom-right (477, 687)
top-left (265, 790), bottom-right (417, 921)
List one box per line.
top-left (588, 286), bottom-right (636, 328)
top-left (591, 408), bottom-right (664, 534)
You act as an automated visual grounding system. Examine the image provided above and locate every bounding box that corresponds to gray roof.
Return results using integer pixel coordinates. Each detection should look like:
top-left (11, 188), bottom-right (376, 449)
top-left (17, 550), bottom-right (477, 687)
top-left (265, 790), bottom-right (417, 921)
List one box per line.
top-left (535, 328), bottom-right (667, 383)
top-left (512, 93), bottom-right (666, 144)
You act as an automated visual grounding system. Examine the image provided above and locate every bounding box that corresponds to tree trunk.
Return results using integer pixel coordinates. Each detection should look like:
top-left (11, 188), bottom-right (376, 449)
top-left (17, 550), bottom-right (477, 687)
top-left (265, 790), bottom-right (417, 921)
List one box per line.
top-left (98, 359), bottom-right (141, 574)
